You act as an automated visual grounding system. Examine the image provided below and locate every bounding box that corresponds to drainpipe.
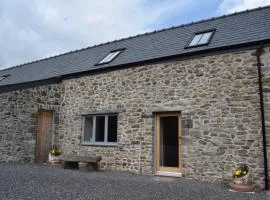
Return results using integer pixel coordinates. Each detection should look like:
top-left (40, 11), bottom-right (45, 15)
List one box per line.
top-left (256, 44), bottom-right (269, 190)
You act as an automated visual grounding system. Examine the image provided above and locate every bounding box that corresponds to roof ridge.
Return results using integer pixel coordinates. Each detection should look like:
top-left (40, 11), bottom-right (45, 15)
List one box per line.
top-left (1, 4), bottom-right (269, 73)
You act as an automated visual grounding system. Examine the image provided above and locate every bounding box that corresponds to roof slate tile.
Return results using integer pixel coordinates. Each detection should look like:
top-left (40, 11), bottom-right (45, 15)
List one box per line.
top-left (0, 6), bottom-right (270, 87)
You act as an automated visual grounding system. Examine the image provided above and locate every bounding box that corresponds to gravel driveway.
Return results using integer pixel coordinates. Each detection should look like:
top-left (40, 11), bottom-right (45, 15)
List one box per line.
top-left (0, 163), bottom-right (267, 200)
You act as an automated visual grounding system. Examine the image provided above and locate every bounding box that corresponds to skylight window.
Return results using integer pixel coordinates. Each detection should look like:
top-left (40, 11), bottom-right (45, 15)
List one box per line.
top-left (97, 49), bottom-right (123, 65)
top-left (187, 30), bottom-right (215, 47)
top-left (0, 75), bottom-right (9, 81)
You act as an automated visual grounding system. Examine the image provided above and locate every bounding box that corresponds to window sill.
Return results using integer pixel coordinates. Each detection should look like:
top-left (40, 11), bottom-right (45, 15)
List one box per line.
top-left (81, 142), bottom-right (118, 147)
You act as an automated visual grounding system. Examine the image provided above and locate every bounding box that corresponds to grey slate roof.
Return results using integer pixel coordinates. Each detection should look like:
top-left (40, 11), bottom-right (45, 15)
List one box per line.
top-left (1, 6), bottom-right (270, 87)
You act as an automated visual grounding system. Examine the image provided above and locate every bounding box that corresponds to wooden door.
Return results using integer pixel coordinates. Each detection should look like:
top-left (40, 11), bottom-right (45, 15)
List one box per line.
top-left (36, 111), bottom-right (53, 163)
top-left (156, 113), bottom-right (182, 173)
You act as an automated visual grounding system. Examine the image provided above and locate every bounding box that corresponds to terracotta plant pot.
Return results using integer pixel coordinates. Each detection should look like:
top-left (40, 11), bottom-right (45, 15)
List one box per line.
top-left (228, 181), bottom-right (254, 192)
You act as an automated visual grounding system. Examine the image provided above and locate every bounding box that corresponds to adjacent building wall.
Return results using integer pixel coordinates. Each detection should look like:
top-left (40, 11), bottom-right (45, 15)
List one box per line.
top-left (261, 46), bottom-right (270, 182)
top-left (59, 48), bottom-right (265, 185)
top-left (0, 84), bottom-right (61, 162)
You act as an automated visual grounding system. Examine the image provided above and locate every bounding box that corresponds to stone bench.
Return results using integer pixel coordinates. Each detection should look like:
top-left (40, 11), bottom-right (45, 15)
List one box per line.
top-left (60, 155), bottom-right (102, 172)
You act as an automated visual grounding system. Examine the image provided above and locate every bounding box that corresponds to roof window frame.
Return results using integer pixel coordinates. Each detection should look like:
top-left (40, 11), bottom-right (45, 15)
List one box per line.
top-left (95, 48), bottom-right (125, 66)
top-left (0, 74), bottom-right (10, 81)
top-left (185, 29), bottom-right (215, 49)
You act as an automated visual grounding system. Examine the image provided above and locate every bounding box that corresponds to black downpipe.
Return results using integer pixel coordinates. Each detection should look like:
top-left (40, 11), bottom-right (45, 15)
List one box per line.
top-left (256, 45), bottom-right (269, 190)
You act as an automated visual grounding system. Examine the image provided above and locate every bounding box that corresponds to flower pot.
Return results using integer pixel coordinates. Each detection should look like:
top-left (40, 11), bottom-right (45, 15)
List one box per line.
top-left (229, 182), bottom-right (254, 192)
top-left (233, 173), bottom-right (250, 184)
top-left (48, 153), bottom-right (60, 164)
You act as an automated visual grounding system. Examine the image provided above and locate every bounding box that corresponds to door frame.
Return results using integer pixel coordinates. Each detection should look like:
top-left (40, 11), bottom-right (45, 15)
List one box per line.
top-left (156, 112), bottom-right (183, 173)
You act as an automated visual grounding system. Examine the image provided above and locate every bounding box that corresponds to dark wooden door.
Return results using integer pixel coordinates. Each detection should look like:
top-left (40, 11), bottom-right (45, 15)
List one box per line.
top-left (36, 111), bottom-right (53, 163)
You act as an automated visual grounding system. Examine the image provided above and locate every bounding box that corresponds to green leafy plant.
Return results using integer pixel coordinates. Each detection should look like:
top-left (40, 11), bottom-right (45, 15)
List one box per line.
top-left (50, 146), bottom-right (62, 156)
top-left (232, 164), bottom-right (249, 178)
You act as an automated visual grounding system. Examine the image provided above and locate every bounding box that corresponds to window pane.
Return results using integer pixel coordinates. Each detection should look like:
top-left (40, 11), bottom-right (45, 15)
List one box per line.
top-left (99, 51), bottom-right (121, 64)
top-left (189, 34), bottom-right (202, 46)
top-left (108, 115), bottom-right (117, 142)
top-left (198, 32), bottom-right (212, 44)
top-left (84, 116), bottom-right (93, 142)
top-left (100, 53), bottom-right (115, 63)
top-left (95, 116), bottom-right (105, 142)
top-left (0, 75), bottom-right (9, 81)
top-left (107, 51), bottom-right (120, 61)
top-left (99, 55), bottom-right (110, 64)
top-left (159, 116), bottom-right (179, 167)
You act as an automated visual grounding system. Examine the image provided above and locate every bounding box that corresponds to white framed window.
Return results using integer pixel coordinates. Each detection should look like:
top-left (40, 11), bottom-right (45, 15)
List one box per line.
top-left (82, 114), bottom-right (118, 145)
top-left (187, 30), bottom-right (215, 47)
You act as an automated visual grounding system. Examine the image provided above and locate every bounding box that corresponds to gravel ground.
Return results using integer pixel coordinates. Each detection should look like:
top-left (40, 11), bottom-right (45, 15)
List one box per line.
top-left (0, 163), bottom-right (267, 200)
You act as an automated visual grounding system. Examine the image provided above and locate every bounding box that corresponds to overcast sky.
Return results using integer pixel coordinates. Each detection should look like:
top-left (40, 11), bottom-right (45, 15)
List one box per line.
top-left (1, 0), bottom-right (270, 70)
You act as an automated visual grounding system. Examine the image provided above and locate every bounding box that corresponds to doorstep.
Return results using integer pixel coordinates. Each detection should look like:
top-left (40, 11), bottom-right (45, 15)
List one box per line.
top-left (156, 171), bottom-right (182, 177)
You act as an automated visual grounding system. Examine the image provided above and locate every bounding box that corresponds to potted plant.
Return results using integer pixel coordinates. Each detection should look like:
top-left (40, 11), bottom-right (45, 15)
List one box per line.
top-left (232, 164), bottom-right (249, 184)
top-left (48, 146), bottom-right (62, 164)
top-left (228, 164), bottom-right (253, 192)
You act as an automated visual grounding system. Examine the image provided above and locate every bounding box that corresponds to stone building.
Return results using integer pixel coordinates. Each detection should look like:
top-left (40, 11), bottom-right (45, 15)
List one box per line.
top-left (1, 6), bottom-right (270, 188)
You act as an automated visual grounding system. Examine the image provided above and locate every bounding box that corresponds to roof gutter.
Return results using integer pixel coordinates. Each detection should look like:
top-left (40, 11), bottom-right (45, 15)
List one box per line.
top-left (0, 76), bottom-right (62, 94)
top-left (256, 43), bottom-right (269, 190)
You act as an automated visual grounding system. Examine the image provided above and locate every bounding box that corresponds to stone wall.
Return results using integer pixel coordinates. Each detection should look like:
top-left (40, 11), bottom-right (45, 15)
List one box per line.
top-left (0, 47), bottom-right (265, 186)
top-left (0, 84), bottom-right (61, 162)
top-left (59, 49), bottom-right (265, 185)
top-left (261, 46), bottom-right (270, 181)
